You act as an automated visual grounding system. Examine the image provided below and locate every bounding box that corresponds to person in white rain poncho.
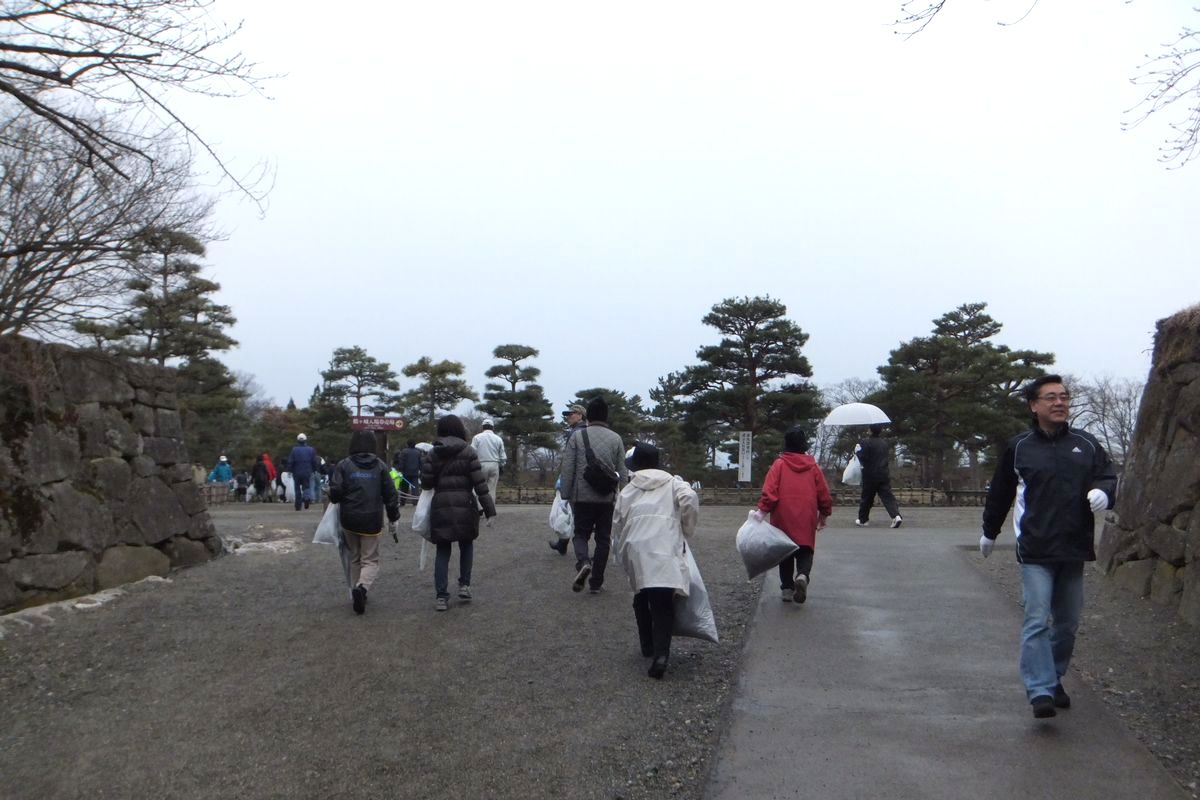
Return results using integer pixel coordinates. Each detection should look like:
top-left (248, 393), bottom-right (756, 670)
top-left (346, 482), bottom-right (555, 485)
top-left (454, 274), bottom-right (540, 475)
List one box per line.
top-left (613, 442), bottom-right (699, 680)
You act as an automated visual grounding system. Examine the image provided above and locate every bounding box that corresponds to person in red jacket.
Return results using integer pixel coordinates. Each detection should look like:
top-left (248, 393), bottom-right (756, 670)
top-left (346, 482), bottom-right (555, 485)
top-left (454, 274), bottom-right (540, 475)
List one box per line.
top-left (753, 427), bottom-right (833, 604)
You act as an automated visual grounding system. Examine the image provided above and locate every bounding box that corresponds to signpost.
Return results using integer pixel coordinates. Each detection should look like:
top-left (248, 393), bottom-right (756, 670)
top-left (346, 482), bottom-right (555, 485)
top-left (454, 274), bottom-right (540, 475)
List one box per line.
top-left (737, 431), bottom-right (752, 484)
top-left (350, 416), bottom-right (406, 431)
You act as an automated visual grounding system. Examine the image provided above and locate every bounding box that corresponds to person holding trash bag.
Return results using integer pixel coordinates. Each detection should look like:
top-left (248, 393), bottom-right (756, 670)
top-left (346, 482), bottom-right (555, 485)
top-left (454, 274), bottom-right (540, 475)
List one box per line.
top-left (421, 414), bottom-right (497, 612)
top-left (753, 426), bottom-right (832, 604)
top-left (613, 442), bottom-right (699, 679)
top-left (329, 430), bottom-right (401, 615)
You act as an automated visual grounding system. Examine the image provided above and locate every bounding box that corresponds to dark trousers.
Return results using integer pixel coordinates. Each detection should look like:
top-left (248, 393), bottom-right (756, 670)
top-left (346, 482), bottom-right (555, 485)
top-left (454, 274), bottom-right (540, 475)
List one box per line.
top-left (779, 546), bottom-right (815, 590)
top-left (400, 473), bottom-right (419, 506)
top-left (633, 588), bottom-right (675, 660)
top-left (572, 501), bottom-right (614, 589)
top-left (293, 475), bottom-right (311, 510)
top-left (434, 540), bottom-right (474, 598)
top-left (858, 479), bottom-right (900, 522)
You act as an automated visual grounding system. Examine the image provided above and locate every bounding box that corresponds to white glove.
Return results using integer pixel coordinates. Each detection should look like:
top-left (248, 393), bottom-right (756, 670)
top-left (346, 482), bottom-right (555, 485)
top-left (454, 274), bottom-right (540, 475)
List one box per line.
top-left (486, 517), bottom-right (494, 528)
top-left (979, 534), bottom-right (994, 558)
top-left (750, 509), bottom-right (766, 523)
top-left (1087, 489), bottom-right (1108, 513)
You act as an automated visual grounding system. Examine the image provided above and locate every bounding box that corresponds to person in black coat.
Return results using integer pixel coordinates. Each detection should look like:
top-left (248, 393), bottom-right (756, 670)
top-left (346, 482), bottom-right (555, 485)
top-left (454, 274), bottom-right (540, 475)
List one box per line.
top-left (421, 415), bottom-right (497, 611)
top-left (394, 440), bottom-right (424, 505)
top-left (854, 423), bottom-right (903, 528)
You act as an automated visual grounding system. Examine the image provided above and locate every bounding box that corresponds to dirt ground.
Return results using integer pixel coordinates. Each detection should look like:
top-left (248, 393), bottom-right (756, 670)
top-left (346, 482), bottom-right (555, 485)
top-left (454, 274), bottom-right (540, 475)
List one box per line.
top-left (1, 504), bottom-right (1196, 799)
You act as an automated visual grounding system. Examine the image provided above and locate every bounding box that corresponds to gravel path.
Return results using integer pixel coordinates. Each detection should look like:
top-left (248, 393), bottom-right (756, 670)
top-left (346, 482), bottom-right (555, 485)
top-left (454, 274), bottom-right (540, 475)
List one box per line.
top-left (2, 505), bottom-right (1196, 799)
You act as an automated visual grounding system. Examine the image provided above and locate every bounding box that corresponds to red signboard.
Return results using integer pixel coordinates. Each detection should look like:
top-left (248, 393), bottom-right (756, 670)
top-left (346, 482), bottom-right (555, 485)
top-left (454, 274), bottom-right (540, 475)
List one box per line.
top-left (351, 416), bottom-right (406, 431)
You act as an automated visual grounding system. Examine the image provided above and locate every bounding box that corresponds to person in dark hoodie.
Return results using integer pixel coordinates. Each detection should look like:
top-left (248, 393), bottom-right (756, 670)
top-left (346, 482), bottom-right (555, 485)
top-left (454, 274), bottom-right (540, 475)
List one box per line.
top-left (421, 414), bottom-right (497, 612)
top-left (854, 423), bottom-right (902, 529)
top-left (329, 430), bottom-right (400, 615)
top-left (752, 427), bottom-right (833, 604)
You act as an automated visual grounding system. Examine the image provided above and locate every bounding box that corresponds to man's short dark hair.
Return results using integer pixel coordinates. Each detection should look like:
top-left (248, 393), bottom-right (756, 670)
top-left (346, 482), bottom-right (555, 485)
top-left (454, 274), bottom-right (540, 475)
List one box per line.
top-left (1023, 374), bottom-right (1064, 403)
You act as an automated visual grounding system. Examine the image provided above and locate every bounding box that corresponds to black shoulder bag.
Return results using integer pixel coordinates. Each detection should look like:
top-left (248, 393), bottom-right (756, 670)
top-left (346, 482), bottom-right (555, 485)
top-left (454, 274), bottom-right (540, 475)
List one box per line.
top-left (580, 427), bottom-right (620, 494)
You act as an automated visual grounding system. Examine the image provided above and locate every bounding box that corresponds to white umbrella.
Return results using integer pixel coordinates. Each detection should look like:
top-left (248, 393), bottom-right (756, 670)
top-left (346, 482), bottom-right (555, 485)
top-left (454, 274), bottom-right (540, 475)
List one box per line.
top-left (822, 402), bottom-right (891, 427)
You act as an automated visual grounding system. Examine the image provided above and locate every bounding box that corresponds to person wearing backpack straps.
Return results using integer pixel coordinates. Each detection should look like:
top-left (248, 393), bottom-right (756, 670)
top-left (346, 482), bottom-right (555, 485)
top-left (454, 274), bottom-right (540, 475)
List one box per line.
top-left (558, 396), bottom-right (628, 594)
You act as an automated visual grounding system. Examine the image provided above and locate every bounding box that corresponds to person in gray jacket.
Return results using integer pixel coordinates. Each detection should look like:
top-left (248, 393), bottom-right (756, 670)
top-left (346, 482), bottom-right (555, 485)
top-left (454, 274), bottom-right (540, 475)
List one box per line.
top-left (558, 396), bottom-right (628, 593)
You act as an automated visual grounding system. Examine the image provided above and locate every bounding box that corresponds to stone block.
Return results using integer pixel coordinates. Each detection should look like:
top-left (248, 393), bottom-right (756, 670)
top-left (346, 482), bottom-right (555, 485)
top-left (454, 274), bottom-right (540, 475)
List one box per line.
top-left (78, 406), bottom-right (140, 459)
top-left (1097, 521), bottom-right (1141, 574)
top-left (173, 482), bottom-right (207, 516)
top-left (130, 455), bottom-right (159, 478)
top-left (186, 513), bottom-right (216, 541)
top-left (0, 513), bottom-right (13, 562)
top-left (17, 423), bottom-right (80, 485)
top-left (1151, 561), bottom-right (1184, 606)
top-left (1112, 558), bottom-right (1156, 597)
top-left (159, 536), bottom-right (212, 569)
top-left (131, 404), bottom-right (156, 436)
top-left (155, 408), bottom-right (184, 439)
top-left (4, 551), bottom-right (93, 591)
top-left (95, 545), bottom-right (170, 590)
top-left (34, 482), bottom-right (115, 554)
top-left (0, 567), bottom-right (19, 609)
top-left (1150, 421), bottom-right (1200, 523)
top-left (1146, 522), bottom-right (1188, 567)
top-left (1180, 565), bottom-right (1200, 626)
top-left (55, 351), bottom-right (135, 406)
top-left (143, 436), bottom-right (184, 466)
top-left (165, 464), bottom-right (193, 484)
top-left (125, 477), bottom-right (191, 545)
top-left (86, 457), bottom-right (132, 505)
top-left (1169, 362), bottom-right (1200, 385)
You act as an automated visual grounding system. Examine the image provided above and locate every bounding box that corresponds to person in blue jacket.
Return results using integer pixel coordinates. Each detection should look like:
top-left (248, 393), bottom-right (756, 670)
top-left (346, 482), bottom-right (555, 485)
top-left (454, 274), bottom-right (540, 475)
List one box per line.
top-left (981, 374), bottom-right (1117, 719)
top-left (207, 455), bottom-right (233, 484)
top-left (286, 433), bottom-right (320, 511)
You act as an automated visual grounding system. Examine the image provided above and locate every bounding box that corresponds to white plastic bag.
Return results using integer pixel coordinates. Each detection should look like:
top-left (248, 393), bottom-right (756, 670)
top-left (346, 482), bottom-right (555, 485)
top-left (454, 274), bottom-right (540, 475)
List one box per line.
top-left (735, 510), bottom-right (799, 580)
top-left (411, 489), bottom-right (434, 541)
top-left (312, 503), bottom-right (340, 545)
top-left (841, 455), bottom-right (863, 486)
top-left (674, 543), bottom-right (719, 643)
top-left (548, 492), bottom-right (573, 539)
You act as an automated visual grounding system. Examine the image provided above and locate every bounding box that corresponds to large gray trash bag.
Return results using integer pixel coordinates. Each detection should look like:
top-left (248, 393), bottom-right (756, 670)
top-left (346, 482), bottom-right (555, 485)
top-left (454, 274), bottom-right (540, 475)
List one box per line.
top-left (674, 543), bottom-right (719, 643)
top-left (735, 510), bottom-right (799, 580)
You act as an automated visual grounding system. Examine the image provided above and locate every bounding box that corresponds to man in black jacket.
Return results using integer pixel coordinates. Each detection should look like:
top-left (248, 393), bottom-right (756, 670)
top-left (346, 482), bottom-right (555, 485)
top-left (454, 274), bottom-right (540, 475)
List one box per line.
top-left (854, 424), bottom-right (902, 528)
top-left (980, 375), bottom-right (1117, 719)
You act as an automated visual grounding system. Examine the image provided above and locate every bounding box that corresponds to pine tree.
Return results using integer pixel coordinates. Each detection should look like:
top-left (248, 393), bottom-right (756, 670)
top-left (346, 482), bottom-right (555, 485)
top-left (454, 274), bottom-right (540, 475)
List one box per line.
top-left (476, 345), bottom-right (558, 485)
top-left (320, 346), bottom-right (400, 416)
top-left (400, 357), bottom-right (478, 440)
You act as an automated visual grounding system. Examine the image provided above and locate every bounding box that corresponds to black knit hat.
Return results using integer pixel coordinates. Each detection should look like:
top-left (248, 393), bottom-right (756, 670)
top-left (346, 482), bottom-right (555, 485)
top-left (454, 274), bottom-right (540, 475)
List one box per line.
top-left (585, 396), bottom-right (608, 423)
top-left (628, 441), bottom-right (660, 471)
top-left (783, 426), bottom-right (809, 453)
top-left (349, 429), bottom-right (377, 454)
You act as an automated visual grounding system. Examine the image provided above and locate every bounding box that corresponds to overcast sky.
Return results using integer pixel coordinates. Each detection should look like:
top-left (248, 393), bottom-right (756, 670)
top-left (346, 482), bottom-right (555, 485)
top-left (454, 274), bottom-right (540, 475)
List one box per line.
top-left (191, 1), bottom-right (1199, 414)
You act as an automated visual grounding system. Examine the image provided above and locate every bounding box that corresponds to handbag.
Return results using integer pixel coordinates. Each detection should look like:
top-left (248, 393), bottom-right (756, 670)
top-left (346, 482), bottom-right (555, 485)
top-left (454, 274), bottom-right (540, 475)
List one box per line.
top-left (580, 428), bottom-right (620, 494)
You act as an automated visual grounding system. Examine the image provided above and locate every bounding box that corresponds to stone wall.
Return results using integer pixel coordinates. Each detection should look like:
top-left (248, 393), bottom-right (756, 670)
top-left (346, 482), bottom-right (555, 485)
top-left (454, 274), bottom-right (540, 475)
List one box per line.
top-left (1097, 305), bottom-right (1200, 625)
top-left (0, 336), bottom-right (220, 613)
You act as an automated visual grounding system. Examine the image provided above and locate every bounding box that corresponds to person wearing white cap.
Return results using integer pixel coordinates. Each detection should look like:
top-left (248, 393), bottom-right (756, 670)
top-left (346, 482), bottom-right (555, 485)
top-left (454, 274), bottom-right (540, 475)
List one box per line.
top-left (207, 455), bottom-right (233, 485)
top-left (286, 433), bottom-right (320, 510)
top-left (470, 419), bottom-right (507, 500)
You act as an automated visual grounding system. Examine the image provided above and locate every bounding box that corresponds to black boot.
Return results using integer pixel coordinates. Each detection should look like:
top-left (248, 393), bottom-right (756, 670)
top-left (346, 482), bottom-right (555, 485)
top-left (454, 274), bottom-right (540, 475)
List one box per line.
top-left (633, 595), bottom-right (654, 658)
top-left (648, 655), bottom-right (668, 679)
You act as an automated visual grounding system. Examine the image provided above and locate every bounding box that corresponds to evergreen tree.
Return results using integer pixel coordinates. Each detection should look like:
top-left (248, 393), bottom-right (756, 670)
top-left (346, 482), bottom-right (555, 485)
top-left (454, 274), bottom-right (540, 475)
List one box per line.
top-left (320, 346), bottom-right (400, 416)
top-left (681, 296), bottom-right (823, 480)
top-left (476, 344), bottom-right (558, 485)
top-left (646, 371), bottom-right (710, 479)
top-left (400, 357), bottom-right (478, 440)
top-left (306, 382), bottom-right (353, 461)
top-left (870, 302), bottom-right (1054, 487)
top-left (177, 356), bottom-right (248, 463)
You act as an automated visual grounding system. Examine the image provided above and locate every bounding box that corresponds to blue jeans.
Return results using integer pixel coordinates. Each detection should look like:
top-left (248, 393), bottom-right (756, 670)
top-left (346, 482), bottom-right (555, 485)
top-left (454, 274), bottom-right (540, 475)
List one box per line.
top-left (434, 540), bottom-right (473, 598)
top-left (1019, 562), bottom-right (1084, 701)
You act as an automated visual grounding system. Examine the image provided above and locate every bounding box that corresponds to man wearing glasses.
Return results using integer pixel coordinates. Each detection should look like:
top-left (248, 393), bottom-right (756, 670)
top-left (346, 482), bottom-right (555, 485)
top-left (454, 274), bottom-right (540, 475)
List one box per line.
top-left (980, 374), bottom-right (1117, 719)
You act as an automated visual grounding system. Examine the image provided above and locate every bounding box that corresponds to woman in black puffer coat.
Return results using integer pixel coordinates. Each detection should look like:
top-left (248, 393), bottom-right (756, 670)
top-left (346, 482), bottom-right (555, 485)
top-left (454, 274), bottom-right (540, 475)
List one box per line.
top-left (421, 415), bottom-right (497, 611)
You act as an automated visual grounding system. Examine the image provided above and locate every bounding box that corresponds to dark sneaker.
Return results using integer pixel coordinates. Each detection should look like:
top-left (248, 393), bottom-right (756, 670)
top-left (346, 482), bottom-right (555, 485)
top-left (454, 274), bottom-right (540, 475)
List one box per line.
top-left (352, 585), bottom-right (366, 615)
top-left (1054, 683), bottom-right (1071, 709)
top-left (648, 656), bottom-right (668, 679)
top-left (1031, 695), bottom-right (1056, 718)
top-left (794, 574), bottom-right (809, 604)
top-left (890, 515), bottom-right (903, 529)
top-left (781, 588), bottom-right (794, 603)
top-left (458, 585), bottom-right (472, 602)
top-left (548, 539), bottom-right (568, 555)
top-left (434, 596), bottom-right (449, 612)
top-left (572, 563), bottom-right (591, 593)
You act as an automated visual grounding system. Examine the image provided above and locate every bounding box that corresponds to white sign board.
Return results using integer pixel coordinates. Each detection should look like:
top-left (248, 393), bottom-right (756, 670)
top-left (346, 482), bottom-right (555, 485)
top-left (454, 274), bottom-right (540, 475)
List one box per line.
top-left (737, 431), bottom-right (753, 483)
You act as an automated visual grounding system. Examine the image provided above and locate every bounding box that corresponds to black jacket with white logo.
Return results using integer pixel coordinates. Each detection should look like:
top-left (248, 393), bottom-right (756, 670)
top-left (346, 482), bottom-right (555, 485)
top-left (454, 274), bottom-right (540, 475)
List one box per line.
top-left (982, 424), bottom-right (1117, 564)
